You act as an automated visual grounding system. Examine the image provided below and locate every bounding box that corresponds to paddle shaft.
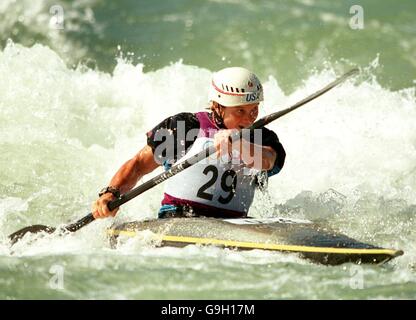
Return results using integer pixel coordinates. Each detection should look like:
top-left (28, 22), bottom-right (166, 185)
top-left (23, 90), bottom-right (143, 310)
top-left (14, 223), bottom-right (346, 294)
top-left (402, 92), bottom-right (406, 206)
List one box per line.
top-left (16, 68), bottom-right (360, 235)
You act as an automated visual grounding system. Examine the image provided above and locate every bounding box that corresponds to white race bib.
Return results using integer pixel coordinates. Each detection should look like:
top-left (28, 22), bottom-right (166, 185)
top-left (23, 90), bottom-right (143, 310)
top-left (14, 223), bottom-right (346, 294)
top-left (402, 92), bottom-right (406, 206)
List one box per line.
top-left (164, 137), bottom-right (260, 213)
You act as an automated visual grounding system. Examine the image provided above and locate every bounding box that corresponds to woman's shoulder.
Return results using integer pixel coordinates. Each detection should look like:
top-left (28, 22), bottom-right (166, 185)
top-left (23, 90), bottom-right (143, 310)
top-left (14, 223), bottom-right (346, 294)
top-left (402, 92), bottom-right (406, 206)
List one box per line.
top-left (167, 112), bottom-right (201, 127)
top-left (259, 126), bottom-right (281, 142)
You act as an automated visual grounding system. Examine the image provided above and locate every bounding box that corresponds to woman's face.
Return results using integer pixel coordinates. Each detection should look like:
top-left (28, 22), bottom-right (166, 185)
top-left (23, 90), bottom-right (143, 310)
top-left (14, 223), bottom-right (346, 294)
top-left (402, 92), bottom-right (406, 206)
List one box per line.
top-left (222, 103), bottom-right (259, 129)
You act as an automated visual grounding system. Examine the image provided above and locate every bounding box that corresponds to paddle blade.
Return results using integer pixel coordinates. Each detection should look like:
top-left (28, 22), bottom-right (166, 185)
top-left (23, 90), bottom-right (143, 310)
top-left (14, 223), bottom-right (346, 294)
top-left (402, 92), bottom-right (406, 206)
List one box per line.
top-left (8, 213), bottom-right (95, 246)
top-left (8, 225), bottom-right (56, 245)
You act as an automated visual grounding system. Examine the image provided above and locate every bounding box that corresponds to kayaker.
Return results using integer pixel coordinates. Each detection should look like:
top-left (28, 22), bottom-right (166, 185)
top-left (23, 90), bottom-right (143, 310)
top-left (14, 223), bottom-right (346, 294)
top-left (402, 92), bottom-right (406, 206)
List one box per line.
top-left (92, 67), bottom-right (286, 219)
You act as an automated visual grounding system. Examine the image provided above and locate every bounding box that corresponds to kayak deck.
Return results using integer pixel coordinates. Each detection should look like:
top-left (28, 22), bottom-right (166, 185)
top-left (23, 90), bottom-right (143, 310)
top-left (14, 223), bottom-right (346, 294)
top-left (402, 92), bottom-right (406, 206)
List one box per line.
top-left (107, 217), bottom-right (403, 265)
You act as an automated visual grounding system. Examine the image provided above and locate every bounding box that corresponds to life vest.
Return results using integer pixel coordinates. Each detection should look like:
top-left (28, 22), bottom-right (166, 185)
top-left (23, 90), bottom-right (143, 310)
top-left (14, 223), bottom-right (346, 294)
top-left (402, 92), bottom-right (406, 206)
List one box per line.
top-left (162, 112), bottom-right (261, 216)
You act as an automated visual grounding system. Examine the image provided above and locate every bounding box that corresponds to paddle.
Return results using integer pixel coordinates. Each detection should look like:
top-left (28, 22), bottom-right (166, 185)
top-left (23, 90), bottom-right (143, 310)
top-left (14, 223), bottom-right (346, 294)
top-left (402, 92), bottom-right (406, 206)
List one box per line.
top-left (8, 68), bottom-right (359, 245)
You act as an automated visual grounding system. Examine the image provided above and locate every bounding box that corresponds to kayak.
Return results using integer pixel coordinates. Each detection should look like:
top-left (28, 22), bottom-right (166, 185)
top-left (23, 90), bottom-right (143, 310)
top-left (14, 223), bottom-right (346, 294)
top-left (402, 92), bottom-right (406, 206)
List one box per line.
top-left (107, 217), bottom-right (403, 265)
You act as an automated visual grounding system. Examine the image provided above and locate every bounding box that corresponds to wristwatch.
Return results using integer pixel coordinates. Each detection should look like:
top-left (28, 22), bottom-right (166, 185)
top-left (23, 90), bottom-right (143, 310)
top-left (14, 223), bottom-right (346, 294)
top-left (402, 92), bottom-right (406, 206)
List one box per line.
top-left (98, 186), bottom-right (121, 198)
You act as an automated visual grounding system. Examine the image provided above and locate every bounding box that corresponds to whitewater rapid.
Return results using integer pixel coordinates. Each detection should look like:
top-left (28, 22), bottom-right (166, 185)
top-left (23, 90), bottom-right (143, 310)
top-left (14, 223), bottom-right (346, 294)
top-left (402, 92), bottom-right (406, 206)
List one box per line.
top-left (0, 42), bottom-right (414, 300)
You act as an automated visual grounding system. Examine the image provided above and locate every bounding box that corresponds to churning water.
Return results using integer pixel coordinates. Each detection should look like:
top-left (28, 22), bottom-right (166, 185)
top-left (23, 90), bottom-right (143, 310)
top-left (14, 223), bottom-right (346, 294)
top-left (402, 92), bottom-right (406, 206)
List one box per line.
top-left (0, 0), bottom-right (415, 299)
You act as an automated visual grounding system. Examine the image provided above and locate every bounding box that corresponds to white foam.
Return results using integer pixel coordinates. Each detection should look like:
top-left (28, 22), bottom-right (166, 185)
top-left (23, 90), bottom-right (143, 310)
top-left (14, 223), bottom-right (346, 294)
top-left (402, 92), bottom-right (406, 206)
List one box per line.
top-left (0, 42), bottom-right (414, 263)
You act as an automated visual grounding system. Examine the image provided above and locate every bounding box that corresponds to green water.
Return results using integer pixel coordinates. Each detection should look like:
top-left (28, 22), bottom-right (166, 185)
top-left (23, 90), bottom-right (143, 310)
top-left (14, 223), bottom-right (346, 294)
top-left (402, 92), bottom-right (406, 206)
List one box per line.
top-left (0, 0), bottom-right (415, 299)
top-left (2, 0), bottom-right (415, 91)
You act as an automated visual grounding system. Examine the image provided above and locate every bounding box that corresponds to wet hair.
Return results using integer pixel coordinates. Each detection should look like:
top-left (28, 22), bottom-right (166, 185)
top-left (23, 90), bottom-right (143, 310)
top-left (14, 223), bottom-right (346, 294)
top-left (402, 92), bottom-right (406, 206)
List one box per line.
top-left (208, 101), bottom-right (226, 129)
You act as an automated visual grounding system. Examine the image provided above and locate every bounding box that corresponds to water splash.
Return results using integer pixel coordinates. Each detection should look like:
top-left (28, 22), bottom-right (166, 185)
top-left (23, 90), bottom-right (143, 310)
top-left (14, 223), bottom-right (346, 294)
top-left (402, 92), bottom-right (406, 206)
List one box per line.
top-left (0, 42), bottom-right (415, 299)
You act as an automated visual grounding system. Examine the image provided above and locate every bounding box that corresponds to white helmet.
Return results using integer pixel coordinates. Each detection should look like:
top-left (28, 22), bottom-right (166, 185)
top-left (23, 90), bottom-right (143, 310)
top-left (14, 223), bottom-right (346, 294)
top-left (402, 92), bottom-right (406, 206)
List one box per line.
top-left (209, 67), bottom-right (263, 107)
